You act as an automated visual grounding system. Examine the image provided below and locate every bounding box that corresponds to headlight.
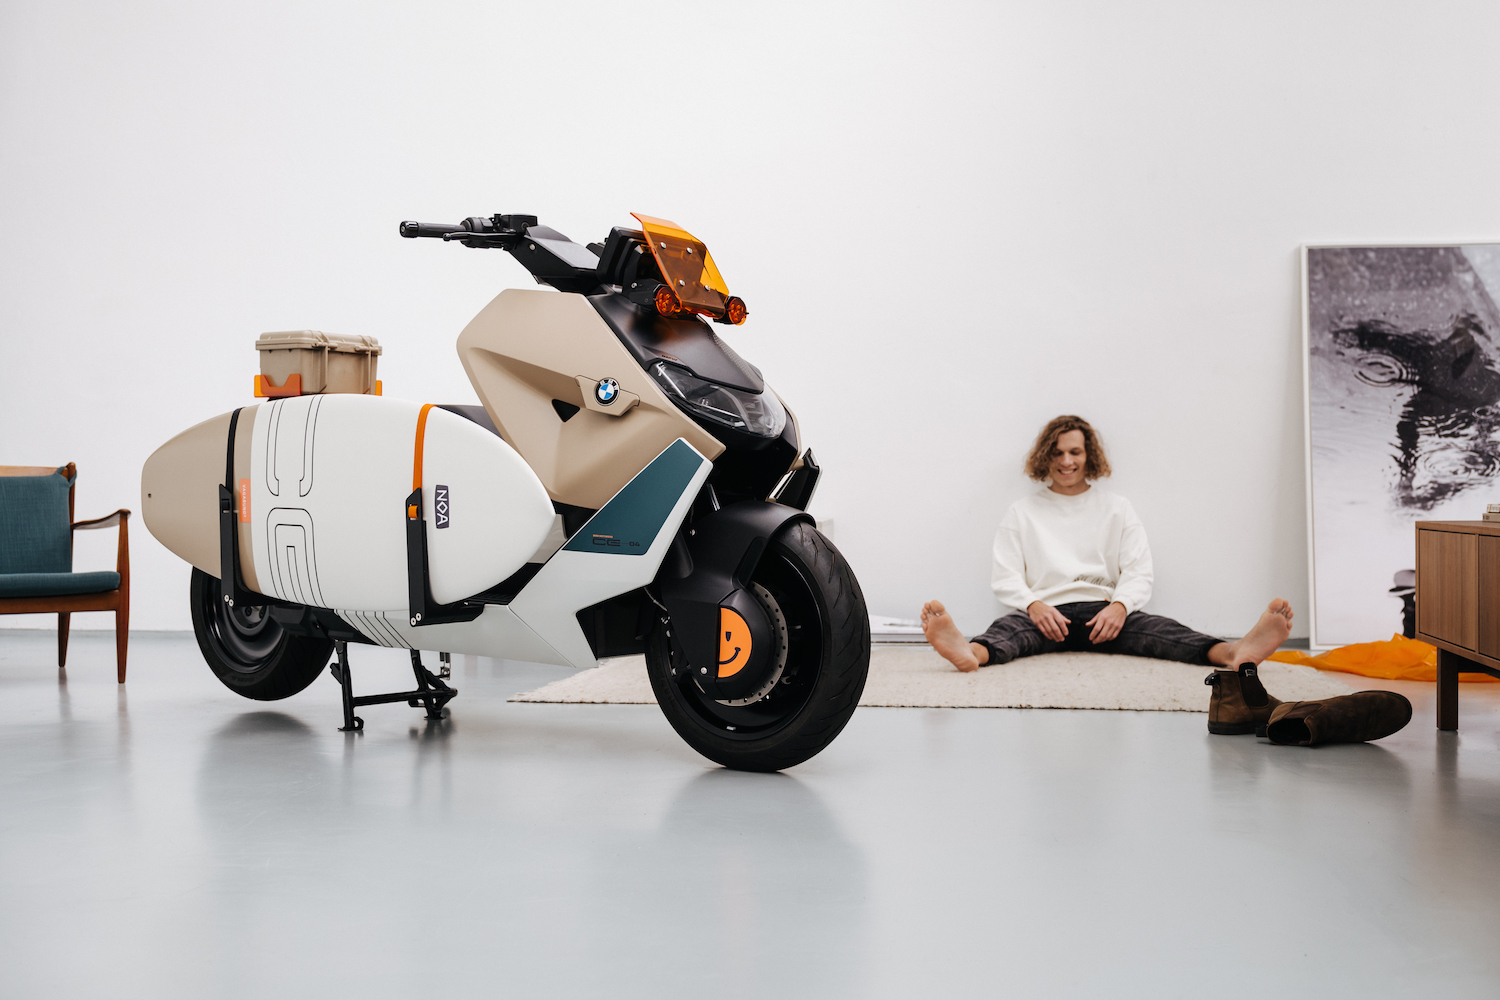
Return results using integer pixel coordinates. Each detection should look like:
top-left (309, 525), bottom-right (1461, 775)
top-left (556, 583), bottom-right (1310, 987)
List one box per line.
top-left (649, 361), bottom-right (787, 439)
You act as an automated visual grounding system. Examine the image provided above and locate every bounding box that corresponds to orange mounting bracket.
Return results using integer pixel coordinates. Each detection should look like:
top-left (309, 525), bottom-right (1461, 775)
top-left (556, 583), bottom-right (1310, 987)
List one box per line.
top-left (254, 373), bottom-right (303, 398)
top-left (253, 375), bottom-right (382, 398)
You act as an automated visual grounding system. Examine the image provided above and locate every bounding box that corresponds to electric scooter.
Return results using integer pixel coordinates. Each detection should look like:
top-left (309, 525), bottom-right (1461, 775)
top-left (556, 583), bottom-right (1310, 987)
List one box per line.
top-left (141, 211), bottom-right (871, 771)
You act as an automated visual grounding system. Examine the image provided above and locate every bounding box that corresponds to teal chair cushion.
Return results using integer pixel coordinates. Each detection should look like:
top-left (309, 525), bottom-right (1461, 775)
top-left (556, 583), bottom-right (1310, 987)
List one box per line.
top-left (0, 571), bottom-right (120, 597)
top-left (0, 471), bottom-right (74, 574)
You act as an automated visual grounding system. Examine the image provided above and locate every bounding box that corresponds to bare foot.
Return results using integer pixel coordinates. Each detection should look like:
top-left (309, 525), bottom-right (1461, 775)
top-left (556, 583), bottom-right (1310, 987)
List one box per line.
top-left (1226, 599), bottom-right (1294, 666)
top-left (922, 600), bottom-right (979, 672)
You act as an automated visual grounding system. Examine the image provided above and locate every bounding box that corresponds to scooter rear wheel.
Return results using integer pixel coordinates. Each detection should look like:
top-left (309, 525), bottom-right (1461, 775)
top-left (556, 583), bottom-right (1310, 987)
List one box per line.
top-left (190, 568), bottom-right (333, 701)
top-left (646, 522), bottom-right (870, 772)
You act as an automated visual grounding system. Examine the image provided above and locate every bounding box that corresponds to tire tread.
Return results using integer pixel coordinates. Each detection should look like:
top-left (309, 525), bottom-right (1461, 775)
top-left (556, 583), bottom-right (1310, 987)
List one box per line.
top-left (190, 568), bottom-right (332, 702)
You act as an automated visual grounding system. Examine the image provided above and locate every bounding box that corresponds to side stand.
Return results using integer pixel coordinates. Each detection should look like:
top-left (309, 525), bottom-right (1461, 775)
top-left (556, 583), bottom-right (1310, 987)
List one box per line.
top-left (329, 640), bottom-right (458, 732)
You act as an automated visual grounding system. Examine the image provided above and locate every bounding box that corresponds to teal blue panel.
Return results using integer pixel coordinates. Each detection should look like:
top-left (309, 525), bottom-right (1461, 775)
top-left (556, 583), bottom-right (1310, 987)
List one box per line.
top-left (0, 471), bottom-right (74, 574)
top-left (563, 439), bottom-right (704, 555)
top-left (0, 571), bottom-right (120, 597)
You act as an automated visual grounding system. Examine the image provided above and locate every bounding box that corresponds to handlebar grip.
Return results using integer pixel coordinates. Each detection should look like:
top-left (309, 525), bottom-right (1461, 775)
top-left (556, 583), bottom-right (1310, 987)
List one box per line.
top-left (399, 221), bottom-right (465, 239)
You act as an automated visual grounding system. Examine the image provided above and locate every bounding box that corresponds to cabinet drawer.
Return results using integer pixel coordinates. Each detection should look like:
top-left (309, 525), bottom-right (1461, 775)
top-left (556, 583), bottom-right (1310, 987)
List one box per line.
top-left (1418, 529), bottom-right (1477, 650)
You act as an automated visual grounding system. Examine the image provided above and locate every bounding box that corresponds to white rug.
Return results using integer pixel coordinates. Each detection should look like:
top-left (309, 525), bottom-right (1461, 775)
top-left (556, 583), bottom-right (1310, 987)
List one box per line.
top-left (509, 645), bottom-right (1352, 712)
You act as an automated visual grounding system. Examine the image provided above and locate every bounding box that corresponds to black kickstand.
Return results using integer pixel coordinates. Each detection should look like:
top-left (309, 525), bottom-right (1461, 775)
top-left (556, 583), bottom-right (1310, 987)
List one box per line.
top-left (406, 649), bottom-right (458, 720)
top-left (327, 641), bottom-right (457, 731)
top-left (333, 641), bottom-right (363, 732)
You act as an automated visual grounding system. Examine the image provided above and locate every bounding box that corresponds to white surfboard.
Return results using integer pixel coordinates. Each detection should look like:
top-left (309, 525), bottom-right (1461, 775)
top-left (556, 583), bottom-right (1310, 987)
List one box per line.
top-left (247, 394), bottom-right (553, 610)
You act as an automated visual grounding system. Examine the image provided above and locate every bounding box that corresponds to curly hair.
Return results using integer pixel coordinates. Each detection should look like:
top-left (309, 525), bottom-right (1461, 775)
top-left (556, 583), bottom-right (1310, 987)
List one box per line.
top-left (1024, 415), bottom-right (1111, 482)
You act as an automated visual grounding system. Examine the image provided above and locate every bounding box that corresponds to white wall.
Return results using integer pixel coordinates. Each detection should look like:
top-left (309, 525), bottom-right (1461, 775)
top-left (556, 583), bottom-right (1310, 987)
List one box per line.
top-left (5, 0), bottom-right (1500, 638)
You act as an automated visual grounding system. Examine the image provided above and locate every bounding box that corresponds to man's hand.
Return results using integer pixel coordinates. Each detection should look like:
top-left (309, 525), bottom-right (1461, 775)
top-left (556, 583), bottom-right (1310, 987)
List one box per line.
top-left (1086, 602), bottom-right (1128, 644)
top-left (1027, 601), bottom-right (1071, 642)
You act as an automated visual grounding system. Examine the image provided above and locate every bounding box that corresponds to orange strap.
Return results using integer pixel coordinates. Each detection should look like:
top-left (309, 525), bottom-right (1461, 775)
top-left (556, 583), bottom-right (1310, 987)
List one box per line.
top-left (413, 403), bottom-right (434, 491)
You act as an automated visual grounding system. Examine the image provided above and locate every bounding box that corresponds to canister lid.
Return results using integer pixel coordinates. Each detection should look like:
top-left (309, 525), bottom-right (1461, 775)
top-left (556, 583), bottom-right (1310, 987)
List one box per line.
top-left (256, 331), bottom-right (382, 355)
top-left (324, 333), bottom-right (382, 355)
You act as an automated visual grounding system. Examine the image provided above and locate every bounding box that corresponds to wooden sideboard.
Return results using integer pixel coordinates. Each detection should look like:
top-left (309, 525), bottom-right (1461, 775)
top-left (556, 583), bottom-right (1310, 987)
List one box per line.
top-left (1415, 521), bottom-right (1500, 730)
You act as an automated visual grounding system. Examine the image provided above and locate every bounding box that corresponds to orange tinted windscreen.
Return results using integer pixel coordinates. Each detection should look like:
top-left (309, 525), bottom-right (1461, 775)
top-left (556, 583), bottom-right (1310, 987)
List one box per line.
top-left (631, 213), bottom-right (730, 317)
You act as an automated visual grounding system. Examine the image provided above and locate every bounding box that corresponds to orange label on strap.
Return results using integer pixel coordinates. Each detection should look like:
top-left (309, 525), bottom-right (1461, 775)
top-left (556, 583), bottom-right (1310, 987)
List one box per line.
top-left (718, 608), bottom-right (752, 678)
top-left (238, 479), bottom-right (250, 522)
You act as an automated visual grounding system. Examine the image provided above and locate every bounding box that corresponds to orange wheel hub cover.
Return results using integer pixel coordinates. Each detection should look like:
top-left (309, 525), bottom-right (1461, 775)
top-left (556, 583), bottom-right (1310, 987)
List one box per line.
top-left (718, 607), bottom-right (753, 678)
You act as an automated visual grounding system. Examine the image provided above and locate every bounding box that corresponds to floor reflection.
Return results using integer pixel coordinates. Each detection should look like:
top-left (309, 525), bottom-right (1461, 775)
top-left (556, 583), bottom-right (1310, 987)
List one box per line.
top-left (13, 632), bottom-right (1500, 997)
top-left (406, 716), bottom-right (454, 810)
top-left (1205, 727), bottom-right (1500, 980)
top-left (581, 769), bottom-right (870, 999)
top-left (1419, 732), bottom-right (1500, 949)
top-left (56, 667), bottom-right (71, 723)
top-left (1204, 735), bottom-right (1415, 849)
top-left (196, 711), bottom-right (331, 840)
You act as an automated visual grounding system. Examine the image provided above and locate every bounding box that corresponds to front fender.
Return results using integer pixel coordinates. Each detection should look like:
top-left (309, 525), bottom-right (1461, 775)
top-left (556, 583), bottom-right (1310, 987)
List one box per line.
top-left (657, 501), bottom-right (814, 690)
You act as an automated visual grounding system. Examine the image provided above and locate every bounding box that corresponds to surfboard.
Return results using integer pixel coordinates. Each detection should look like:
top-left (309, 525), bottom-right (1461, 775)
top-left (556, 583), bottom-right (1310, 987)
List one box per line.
top-left (245, 394), bottom-right (553, 609)
top-left (143, 395), bottom-right (554, 611)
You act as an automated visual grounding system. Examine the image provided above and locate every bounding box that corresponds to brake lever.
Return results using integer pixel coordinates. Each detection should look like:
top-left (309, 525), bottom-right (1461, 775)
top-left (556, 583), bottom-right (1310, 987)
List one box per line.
top-left (441, 231), bottom-right (519, 247)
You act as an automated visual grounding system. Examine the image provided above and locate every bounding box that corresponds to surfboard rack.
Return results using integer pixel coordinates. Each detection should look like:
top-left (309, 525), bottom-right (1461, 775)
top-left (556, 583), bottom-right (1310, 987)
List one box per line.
top-left (217, 484), bottom-right (260, 609)
top-left (405, 488), bottom-right (486, 627)
top-left (330, 641), bottom-right (457, 732)
top-left (218, 408), bottom-right (262, 611)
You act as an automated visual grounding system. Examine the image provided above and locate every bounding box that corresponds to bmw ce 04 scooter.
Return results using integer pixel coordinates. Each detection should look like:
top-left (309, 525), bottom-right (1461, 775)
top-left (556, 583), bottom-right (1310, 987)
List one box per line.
top-left (141, 211), bottom-right (871, 771)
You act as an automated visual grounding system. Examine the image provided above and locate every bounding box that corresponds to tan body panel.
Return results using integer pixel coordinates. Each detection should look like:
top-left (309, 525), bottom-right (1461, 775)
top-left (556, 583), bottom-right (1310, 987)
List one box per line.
top-left (458, 289), bottom-right (725, 510)
top-left (141, 408), bottom-right (259, 591)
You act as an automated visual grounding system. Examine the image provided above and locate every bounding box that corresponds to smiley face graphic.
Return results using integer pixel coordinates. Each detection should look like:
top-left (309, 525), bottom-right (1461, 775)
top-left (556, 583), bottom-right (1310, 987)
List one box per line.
top-left (718, 607), bottom-right (753, 678)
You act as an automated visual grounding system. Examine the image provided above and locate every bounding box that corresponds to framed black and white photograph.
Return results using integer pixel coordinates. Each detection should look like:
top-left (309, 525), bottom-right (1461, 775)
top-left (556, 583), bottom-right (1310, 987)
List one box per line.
top-left (1303, 242), bottom-right (1500, 647)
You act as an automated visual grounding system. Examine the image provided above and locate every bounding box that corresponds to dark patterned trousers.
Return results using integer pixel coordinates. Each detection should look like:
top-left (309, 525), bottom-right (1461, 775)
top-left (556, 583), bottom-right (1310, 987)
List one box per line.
top-left (971, 601), bottom-right (1222, 666)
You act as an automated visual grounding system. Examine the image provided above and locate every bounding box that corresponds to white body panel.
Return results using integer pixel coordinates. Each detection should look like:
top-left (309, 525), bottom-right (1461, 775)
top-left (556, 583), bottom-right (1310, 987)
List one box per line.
top-left (247, 395), bottom-right (553, 610)
top-left (509, 448), bottom-right (712, 668)
top-left (332, 604), bottom-right (574, 666)
top-left (337, 439), bottom-right (712, 670)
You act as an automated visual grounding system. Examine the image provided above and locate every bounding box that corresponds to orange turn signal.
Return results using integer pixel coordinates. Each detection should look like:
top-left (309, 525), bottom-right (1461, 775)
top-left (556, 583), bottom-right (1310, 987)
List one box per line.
top-left (654, 284), bottom-right (682, 317)
top-left (724, 296), bottom-right (747, 325)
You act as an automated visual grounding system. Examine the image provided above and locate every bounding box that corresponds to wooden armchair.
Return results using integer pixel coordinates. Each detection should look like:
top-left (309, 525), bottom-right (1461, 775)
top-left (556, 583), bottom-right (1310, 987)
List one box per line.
top-left (0, 463), bottom-right (131, 681)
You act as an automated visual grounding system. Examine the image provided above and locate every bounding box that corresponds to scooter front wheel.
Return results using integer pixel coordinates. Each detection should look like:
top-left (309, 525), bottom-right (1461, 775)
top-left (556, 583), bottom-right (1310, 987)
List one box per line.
top-left (646, 522), bottom-right (870, 772)
top-left (190, 568), bottom-right (333, 701)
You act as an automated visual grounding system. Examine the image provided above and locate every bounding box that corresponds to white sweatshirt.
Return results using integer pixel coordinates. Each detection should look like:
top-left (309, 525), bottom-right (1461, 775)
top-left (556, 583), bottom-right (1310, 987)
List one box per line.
top-left (991, 486), bottom-right (1153, 614)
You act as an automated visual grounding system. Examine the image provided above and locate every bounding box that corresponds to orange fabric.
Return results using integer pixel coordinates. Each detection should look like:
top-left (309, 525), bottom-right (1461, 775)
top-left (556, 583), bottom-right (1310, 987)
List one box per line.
top-left (1269, 634), bottom-right (1500, 683)
top-left (413, 403), bottom-right (433, 491)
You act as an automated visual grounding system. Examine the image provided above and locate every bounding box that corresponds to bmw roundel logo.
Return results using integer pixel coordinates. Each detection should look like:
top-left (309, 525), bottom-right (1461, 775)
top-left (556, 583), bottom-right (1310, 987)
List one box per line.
top-left (595, 377), bottom-right (619, 405)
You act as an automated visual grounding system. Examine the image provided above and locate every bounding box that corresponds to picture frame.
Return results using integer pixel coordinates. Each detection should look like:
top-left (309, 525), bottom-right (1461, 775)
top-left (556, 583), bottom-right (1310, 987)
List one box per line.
top-left (1301, 242), bottom-right (1500, 648)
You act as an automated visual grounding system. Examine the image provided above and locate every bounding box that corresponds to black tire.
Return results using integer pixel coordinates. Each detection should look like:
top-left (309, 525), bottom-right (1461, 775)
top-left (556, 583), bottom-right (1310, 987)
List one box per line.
top-left (647, 522), bottom-right (870, 772)
top-left (190, 568), bottom-right (333, 701)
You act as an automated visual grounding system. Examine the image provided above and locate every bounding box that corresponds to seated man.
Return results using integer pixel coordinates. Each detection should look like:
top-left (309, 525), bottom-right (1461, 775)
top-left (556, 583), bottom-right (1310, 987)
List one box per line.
top-left (920, 415), bottom-right (1294, 733)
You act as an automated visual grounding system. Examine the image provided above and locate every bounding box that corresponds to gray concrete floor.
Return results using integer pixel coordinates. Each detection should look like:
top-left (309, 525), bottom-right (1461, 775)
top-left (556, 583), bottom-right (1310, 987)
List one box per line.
top-left (2, 630), bottom-right (1498, 999)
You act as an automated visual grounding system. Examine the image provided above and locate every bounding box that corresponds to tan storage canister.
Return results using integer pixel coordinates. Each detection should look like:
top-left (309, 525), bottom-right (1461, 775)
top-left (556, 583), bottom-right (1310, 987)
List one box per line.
top-left (255, 331), bottom-right (382, 397)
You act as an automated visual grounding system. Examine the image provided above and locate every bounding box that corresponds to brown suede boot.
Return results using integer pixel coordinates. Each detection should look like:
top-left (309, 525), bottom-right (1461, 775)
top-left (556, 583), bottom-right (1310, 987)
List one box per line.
top-left (1265, 691), bottom-right (1413, 746)
top-left (1205, 663), bottom-right (1282, 735)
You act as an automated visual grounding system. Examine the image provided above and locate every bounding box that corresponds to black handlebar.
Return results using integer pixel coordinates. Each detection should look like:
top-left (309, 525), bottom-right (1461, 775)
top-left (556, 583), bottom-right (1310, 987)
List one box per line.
top-left (399, 221), bottom-right (465, 239)
top-left (397, 212), bottom-right (601, 295)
